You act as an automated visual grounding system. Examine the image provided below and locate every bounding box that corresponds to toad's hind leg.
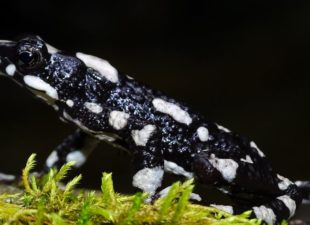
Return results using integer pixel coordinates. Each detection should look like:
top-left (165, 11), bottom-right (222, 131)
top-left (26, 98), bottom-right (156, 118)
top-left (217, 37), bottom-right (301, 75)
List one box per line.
top-left (192, 152), bottom-right (303, 224)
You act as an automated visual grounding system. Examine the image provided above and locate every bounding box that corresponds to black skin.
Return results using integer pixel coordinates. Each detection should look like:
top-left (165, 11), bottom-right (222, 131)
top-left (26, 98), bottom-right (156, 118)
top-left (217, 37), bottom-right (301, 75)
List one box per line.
top-left (0, 36), bottom-right (308, 224)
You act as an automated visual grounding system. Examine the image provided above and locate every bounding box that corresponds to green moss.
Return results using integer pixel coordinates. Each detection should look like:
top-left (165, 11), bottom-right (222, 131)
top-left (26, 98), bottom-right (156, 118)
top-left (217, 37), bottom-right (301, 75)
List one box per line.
top-left (0, 154), bottom-right (276, 224)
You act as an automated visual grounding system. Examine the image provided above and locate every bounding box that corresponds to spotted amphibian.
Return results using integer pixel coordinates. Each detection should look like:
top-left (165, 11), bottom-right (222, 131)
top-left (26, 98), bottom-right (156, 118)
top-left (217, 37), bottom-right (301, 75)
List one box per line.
top-left (0, 36), bottom-right (309, 224)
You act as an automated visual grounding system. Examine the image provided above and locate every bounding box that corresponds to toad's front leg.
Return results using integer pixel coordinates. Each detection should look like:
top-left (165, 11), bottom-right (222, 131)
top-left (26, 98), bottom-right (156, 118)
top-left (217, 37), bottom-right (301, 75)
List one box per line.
top-left (128, 125), bottom-right (164, 200)
top-left (44, 129), bottom-right (100, 171)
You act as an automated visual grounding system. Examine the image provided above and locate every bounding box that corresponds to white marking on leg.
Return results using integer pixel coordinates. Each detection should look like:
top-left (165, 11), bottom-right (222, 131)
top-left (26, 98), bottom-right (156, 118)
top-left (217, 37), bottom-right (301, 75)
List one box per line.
top-left (240, 155), bottom-right (254, 164)
top-left (5, 64), bottom-right (16, 76)
top-left (84, 102), bottom-right (103, 114)
top-left (132, 125), bottom-right (156, 146)
top-left (0, 173), bottom-right (16, 181)
top-left (250, 141), bottom-right (265, 157)
top-left (108, 110), bottom-right (130, 130)
top-left (211, 204), bottom-right (234, 214)
top-left (164, 160), bottom-right (193, 178)
top-left (76, 52), bottom-right (118, 83)
top-left (132, 167), bottom-right (164, 197)
top-left (23, 75), bottom-right (58, 100)
top-left (197, 126), bottom-right (209, 142)
top-left (66, 151), bottom-right (86, 168)
top-left (253, 205), bottom-right (276, 224)
top-left (209, 154), bottom-right (239, 182)
top-left (66, 99), bottom-right (74, 107)
top-left (152, 98), bottom-right (192, 125)
top-left (46, 151), bottom-right (59, 168)
top-left (159, 186), bottom-right (201, 201)
top-left (277, 174), bottom-right (293, 191)
top-left (277, 195), bottom-right (296, 218)
top-left (216, 124), bottom-right (231, 133)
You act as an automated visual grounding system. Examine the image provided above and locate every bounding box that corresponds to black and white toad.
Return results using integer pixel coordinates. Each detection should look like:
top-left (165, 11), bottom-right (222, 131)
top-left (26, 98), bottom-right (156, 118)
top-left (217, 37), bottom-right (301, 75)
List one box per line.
top-left (0, 36), bottom-right (309, 224)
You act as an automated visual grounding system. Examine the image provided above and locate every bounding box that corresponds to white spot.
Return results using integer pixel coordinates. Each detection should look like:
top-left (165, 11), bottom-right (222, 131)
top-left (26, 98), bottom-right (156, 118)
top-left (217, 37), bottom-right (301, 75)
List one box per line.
top-left (0, 173), bottom-right (16, 182)
top-left (250, 141), bottom-right (265, 157)
top-left (152, 98), bottom-right (192, 125)
top-left (218, 187), bottom-right (231, 194)
top-left (240, 155), bottom-right (254, 164)
top-left (66, 99), bottom-right (74, 107)
top-left (23, 75), bottom-right (58, 100)
top-left (66, 151), bottom-right (86, 168)
top-left (0, 40), bottom-right (12, 43)
top-left (209, 154), bottom-right (239, 182)
top-left (76, 52), bottom-right (119, 83)
top-left (216, 124), bottom-right (231, 132)
top-left (84, 102), bottom-right (103, 114)
top-left (131, 125), bottom-right (156, 146)
top-left (126, 75), bottom-right (134, 80)
top-left (53, 105), bottom-right (59, 111)
top-left (159, 186), bottom-right (201, 201)
top-left (277, 195), bottom-right (296, 218)
top-left (211, 204), bottom-right (234, 214)
top-left (5, 64), bottom-right (16, 76)
top-left (164, 160), bottom-right (193, 178)
top-left (132, 167), bottom-right (164, 197)
top-left (253, 205), bottom-right (276, 224)
top-left (197, 127), bottom-right (209, 142)
top-left (95, 133), bottom-right (117, 142)
top-left (46, 151), bottom-right (59, 168)
top-left (277, 174), bottom-right (293, 191)
top-left (46, 43), bottom-right (59, 54)
top-left (109, 110), bottom-right (130, 130)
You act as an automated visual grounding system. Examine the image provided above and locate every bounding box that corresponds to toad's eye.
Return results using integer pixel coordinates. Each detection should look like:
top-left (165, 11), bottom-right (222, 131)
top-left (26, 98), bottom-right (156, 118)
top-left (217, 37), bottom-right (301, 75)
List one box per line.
top-left (18, 50), bottom-right (42, 69)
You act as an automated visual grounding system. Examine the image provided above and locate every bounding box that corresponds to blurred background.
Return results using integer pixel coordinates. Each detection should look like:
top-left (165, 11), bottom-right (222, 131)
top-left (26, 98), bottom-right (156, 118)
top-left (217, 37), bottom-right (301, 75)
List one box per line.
top-left (0, 0), bottom-right (309, 199)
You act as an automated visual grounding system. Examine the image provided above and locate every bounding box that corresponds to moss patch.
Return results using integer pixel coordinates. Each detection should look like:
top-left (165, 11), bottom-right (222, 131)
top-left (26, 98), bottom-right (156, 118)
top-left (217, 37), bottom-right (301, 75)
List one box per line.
top-left (0, 154), bottom-right (279, 224)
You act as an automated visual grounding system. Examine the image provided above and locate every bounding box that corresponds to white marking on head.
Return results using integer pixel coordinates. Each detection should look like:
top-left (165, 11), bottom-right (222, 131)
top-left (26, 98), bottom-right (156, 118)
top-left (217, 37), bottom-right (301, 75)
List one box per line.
top-left (253, 205), bottom-right (276, 224)
top-left (211, 204), bottom-right (234, 214)
top-left (132, 125), bottom-right (156, 146)
top-left (277, 195), bottom-right (296, 218)
top-left (46, 43), bottom-right (59, 54)
top-left (109, 110), bottom-right (130, 130)
top-left (23, 75), bottom-right (58, 100)
top-left (76, 52), bottom-right (118, 83)
top-left (46, 151), bottom-right (59, 168)
top-left (250, 141), bottom-right (265, 157)
top-left (66, 151), bottom-right (86, 168)
top-left (152, 98), bottom-right (192, 125)
top-left (164, 160), bottom-right (193, 178)
top-left (5, 64), bottom-right (16, 76)
top-left (66, 99), bottom-right (74, 107)
top-left (240, 155), bottom-right (254, 164)
top-left (277, 174), bottom-right (293, 191)
top-left (132, 167), bottom-right (164, 197)
top-left (126, 75), bottom-right (134, 80)
top-left (197, 126), bottom-right (209, 142)
top-left (209, 154), bottom-right (239, 182)
top-left (84, 102), bottom-right (103, 114)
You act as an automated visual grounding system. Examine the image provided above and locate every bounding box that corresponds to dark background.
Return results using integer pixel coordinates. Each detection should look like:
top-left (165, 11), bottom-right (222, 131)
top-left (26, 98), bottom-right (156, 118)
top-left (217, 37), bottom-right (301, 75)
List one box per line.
top-left (0, 0), bottom-right (309, 194)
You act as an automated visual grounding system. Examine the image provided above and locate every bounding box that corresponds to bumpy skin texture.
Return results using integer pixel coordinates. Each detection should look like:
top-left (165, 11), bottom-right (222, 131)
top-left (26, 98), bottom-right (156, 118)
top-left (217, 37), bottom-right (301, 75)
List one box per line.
top-left (0, 36), bottom-right (306, 224)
